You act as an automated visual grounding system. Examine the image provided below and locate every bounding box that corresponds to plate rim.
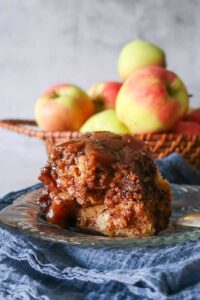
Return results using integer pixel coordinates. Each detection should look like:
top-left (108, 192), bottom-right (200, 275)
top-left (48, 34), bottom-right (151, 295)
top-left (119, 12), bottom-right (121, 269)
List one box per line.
top-left (0, 184), bottom-right (200, 248)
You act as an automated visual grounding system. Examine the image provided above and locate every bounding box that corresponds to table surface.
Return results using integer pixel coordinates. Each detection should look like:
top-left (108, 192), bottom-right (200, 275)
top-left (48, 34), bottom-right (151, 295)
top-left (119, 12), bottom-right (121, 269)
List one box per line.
top-left (0, 129), bottom-right (46, 197)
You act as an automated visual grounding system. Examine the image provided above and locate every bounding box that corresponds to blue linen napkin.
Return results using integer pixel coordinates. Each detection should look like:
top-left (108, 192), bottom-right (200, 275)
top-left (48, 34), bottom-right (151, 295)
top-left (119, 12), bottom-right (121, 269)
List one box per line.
top-left (156, 153), bottom-right (200, 185)
top-left (0, 153), bottom-right (200, 300)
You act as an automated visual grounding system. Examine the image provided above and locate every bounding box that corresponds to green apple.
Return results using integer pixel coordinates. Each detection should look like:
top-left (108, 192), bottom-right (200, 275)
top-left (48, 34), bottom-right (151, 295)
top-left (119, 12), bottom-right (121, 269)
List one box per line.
top-left (118, 40), bottom-right (166, 80)
top-left (80, 109), bottom-right (130, 134)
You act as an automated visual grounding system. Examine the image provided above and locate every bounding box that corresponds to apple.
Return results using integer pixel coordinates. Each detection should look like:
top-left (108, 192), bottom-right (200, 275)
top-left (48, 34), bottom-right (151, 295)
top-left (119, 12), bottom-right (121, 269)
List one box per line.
top-left (185, 108), bottom-right (200, 124)
top-left (88, 81), bottom-right (122, 112)
top-left (80, 109), bottom-right (130, 134)
top-left (171, 121), bottom-right (200, 135)
top-left (187, 106), bottom-right (194, 115)
top-left (35, 84), bottom-right (94, 131)
top-left (118, 40), bottom-right (166, 80)
top-left (116, 66), bottom-right (189, 133)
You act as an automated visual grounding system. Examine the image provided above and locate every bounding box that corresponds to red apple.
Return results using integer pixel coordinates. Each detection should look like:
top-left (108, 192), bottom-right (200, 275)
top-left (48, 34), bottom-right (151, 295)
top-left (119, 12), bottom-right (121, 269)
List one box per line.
top-left (185, 108), bottom-right (200, 124)
top-left (171, 121), bottom-right (200, 135)
top-left (116, 66), bottom-right (189, 133)
top-left (88, 81), bottom-right (122, 112)
top-left (35, 84), bottom-right (94, 131)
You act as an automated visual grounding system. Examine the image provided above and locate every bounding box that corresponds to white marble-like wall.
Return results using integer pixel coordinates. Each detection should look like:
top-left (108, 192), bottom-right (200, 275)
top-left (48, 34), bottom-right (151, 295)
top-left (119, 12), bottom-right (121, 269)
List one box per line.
top-left (0, 0), bottom-right (200, 120)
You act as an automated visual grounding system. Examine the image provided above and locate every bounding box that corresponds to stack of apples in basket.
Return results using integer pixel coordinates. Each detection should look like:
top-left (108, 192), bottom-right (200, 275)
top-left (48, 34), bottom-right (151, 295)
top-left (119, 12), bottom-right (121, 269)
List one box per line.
top-left (35, 40), bottom-right (200, 135)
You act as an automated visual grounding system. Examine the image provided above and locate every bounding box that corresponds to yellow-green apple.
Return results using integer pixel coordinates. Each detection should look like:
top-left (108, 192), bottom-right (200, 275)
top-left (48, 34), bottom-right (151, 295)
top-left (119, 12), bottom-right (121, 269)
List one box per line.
top-left (185, 108), bottom-right (200, 124)
top-left (118, 40), bottom-right (166, 80)
top-left (88, 81), bottom-right (122, 112)
top-left (116, 66), bottom-right (189, 133)
top-left (35, 84), bottom-right (94, 131)
top-left (171, 121), bottom-right (200, 135)
top-left (80, 109), bottom-right (130, 134)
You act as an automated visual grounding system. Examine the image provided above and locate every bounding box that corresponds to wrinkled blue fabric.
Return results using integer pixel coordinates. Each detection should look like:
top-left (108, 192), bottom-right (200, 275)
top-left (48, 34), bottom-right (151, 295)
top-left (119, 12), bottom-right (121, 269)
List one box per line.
top-left (0, 153), bottom-right (200, 300)
top-left (156, 153), bottom-right (200, 185)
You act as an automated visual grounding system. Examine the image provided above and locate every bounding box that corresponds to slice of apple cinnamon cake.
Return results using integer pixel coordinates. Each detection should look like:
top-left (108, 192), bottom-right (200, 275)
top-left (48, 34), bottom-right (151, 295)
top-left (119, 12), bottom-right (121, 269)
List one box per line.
top-left (38, 131), bottom-right (171, 237)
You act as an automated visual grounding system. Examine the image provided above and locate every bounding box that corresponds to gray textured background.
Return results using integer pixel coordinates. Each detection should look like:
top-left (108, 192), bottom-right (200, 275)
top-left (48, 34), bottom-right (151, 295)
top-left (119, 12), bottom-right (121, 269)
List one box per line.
top-left (0, 0), bottom-right (200, 195)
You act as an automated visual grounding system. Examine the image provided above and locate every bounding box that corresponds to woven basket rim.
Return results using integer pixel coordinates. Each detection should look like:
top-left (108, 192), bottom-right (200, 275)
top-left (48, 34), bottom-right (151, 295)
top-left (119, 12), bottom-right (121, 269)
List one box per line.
top-left (0, 118), bottom-right (200, 140)
top-left (1, 118), bottom-right (199, 170)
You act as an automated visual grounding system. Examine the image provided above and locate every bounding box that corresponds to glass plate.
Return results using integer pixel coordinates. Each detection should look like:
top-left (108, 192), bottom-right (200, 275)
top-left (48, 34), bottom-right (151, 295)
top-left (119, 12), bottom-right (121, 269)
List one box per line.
top-left (0, 184), bottom-right (200, 247)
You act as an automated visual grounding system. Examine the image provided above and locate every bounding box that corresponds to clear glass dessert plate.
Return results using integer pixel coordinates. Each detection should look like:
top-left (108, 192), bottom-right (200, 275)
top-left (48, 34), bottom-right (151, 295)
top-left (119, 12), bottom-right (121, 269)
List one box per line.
top-left (0, 184), bottom-right (200, 247)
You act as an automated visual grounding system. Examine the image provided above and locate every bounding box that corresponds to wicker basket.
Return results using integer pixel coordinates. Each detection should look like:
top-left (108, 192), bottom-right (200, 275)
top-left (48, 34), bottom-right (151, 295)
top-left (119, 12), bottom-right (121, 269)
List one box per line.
top-left (0, 119), bottom-right (200, 169)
